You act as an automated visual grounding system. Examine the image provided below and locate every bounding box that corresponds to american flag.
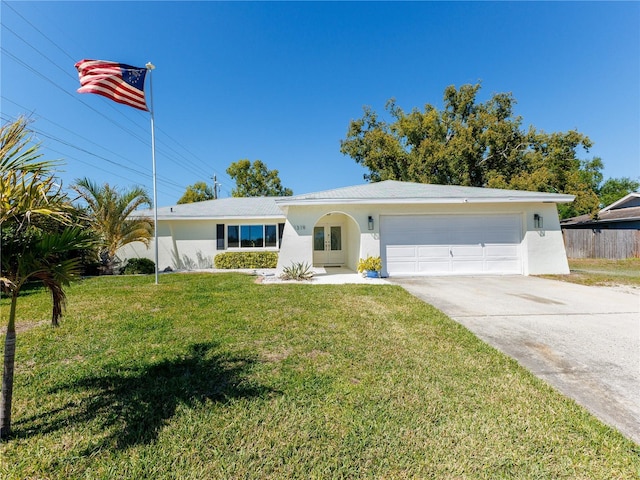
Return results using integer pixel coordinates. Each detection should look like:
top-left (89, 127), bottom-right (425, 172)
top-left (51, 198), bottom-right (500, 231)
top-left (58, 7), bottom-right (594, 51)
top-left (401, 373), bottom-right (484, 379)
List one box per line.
top-left (75, 59), bottom-right (148, 111)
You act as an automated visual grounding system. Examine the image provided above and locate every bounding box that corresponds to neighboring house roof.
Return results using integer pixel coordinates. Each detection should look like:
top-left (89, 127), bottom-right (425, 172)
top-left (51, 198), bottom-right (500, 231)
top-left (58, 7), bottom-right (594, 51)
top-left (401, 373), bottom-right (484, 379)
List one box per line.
top-left (600, 192), bottom-right (640, 212)
top-left (275, 180), bottom-right (575, 206)
top-left (561, 192), bottom-right (640, 227)
top-left (134, 196), bottom-right (285, 220)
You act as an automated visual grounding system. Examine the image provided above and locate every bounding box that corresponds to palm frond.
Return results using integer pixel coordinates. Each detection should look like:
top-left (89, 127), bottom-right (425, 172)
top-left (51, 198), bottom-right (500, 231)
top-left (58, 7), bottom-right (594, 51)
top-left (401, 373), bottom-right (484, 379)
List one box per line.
top-left (1, 116), bottom-right (59, 173)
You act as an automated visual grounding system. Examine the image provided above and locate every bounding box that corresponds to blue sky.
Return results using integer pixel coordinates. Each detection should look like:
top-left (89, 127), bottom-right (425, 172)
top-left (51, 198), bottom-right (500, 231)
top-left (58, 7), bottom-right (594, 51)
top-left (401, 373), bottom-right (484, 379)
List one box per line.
top-left (2, 1), bottom-right (638, 206)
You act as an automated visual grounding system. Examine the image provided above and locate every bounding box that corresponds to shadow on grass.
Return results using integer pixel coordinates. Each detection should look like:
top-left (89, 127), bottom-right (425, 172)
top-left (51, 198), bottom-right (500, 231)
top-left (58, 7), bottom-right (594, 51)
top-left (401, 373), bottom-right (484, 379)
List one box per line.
top-left (13, 342), bottom-right (274, 452)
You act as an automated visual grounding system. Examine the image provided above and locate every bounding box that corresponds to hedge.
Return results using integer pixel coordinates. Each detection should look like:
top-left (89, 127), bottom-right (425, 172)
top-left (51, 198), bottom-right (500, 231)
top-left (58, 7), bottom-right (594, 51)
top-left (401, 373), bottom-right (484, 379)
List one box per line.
top-left (214, 251), bottom-right (278, 269)
top-left (121, 257), bottom-right (156, 275)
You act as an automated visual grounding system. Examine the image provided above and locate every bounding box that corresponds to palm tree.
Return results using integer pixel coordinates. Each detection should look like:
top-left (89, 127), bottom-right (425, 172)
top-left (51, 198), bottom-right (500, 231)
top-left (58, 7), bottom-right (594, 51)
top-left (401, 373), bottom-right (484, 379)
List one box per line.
top-left (0, 116), bottom-right (71, 225)
top-left (71, 178), bottom-right (153, 275)
top-left (1, 225), bottom-right (91, 439)
top-left (1, 117), bottom-right (89, 439)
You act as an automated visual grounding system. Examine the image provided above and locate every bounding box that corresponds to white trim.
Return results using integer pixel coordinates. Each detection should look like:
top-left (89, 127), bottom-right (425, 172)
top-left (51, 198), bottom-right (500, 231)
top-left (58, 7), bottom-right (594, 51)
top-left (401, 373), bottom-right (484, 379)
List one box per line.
top-left (600, 192), bottom-right (640, 212)
top-left (276, 196), bottom-right (574, 207)
top-left (154, 215), bottom-right (285, 221)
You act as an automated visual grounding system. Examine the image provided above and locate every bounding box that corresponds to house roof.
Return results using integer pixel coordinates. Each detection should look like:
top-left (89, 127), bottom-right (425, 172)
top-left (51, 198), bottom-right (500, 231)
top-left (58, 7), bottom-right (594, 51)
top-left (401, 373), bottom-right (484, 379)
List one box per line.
top-left (134, 196), bottom-right (285, 221)
top-left (561, 192), bottom-right (640, 227)
top-left (275, 180), bottom-right (575, 206)
top-left (133, 181), bottom-right (575, 220)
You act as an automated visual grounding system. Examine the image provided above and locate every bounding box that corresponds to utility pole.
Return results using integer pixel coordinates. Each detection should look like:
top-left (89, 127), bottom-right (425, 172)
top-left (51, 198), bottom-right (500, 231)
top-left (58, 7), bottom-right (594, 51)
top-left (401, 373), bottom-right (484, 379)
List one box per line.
top-left (212, 174), bottom-right (219, 199)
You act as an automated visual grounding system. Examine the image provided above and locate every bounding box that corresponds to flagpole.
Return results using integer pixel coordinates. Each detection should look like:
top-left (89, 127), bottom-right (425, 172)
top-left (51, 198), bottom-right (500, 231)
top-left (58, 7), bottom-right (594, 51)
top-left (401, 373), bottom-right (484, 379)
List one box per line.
top-left (146, 62), bottom-right (159, 285)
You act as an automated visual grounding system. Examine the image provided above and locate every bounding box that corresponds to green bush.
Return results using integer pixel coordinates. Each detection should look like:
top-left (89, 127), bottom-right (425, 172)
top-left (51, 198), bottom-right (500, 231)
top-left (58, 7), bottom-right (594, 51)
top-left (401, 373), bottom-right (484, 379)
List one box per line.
top-left (121, 257), bottom-right (156, 275)
top-left (214, 251), bottom-right (278, 269)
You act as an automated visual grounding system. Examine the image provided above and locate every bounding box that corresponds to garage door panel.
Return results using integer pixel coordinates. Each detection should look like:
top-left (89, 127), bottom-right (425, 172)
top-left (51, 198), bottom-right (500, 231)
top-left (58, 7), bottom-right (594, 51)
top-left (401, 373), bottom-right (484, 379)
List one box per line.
top-left (387, 260), bottom-right (418, 273)
top-left (381, 214), bottom-right (522, 276)
top-left (484, 260), bottom-right (521, 273)
top-left (451, 260), bottom-right (484, 273)
top-left (485, 230), bottom-right (520, 243)
top-left (451, 245), bottom-right (483, 257)
top-left (417, 245), bottom-right (450, 257)
top-left (387, 246), bottom-right (417, 258)
top-left (413, 230), bottom-right (449, 244)
top-left (418, 261), bottom-right (450, 273)
top-left (485, 244), bottom-right (519, 257)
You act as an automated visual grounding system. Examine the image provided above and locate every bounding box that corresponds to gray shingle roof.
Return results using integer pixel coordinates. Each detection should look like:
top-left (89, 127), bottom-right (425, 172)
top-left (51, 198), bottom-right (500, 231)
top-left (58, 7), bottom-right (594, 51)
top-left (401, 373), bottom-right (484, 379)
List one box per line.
top-left (133, 181), bottom-right (575, 220)
top-left (134, 196), bottom-right (284, 220)
top-left (561, 206), bottom-right (640, 226)
top-left (276, 180), bottom-right (575, 205)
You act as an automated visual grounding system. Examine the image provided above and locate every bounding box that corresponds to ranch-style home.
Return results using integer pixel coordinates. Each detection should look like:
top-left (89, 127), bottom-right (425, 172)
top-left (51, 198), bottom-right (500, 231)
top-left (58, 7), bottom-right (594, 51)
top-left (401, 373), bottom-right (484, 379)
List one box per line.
top-left (119, 180), bottom-right (574, 277)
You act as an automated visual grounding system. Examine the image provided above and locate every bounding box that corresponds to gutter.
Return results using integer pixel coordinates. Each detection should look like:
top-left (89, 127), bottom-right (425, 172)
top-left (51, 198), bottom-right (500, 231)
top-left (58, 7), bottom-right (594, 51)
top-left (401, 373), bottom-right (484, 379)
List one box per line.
top-left (275, 195), bottom-right (575, 207)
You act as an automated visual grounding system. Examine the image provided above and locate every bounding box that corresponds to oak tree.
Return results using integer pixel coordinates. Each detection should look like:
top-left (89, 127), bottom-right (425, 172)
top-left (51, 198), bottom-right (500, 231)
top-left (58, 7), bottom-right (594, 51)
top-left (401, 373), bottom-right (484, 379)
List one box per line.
top-left (340, 83), bottom-right (604, 218)
top-left (226, 159), bottom-right (292, 197)
top-left (177, 181), bottom-right (215, 204)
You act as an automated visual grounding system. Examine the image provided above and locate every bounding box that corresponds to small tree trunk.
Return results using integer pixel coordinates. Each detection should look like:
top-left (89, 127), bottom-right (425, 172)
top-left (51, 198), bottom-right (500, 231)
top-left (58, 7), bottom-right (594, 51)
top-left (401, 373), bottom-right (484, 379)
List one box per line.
top-left (0, 291), bottom-right (18, 440)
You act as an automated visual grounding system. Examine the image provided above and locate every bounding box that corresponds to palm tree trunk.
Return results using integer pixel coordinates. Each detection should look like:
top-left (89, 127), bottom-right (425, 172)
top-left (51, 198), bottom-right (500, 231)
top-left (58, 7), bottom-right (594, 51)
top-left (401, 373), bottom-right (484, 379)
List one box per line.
top-left (0, 291), bottom-right (18, 439)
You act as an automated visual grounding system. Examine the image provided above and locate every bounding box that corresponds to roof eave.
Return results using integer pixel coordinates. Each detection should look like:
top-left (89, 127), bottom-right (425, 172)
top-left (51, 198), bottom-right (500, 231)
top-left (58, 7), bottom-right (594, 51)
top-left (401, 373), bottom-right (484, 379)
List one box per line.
top-left (135, 214), bottom-right (286, 221)
top-left (600, 192), bottom-right (640, 212)
top-left (276, 195), bottom-right (574, 206)
top-left (562, 216), bottom-right (640, 226)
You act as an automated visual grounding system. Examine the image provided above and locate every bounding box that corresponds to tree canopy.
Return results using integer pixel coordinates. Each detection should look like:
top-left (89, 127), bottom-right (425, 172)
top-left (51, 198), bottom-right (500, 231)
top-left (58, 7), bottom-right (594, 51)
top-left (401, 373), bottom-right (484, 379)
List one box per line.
top-left (226, 159), bottom-right (293, 197)
top-left (340, 83), bottom-right (628, 219)
top-left (597, 177), bottom-right (639, 208)
top-left (177, 181), bottom-right (216, 204)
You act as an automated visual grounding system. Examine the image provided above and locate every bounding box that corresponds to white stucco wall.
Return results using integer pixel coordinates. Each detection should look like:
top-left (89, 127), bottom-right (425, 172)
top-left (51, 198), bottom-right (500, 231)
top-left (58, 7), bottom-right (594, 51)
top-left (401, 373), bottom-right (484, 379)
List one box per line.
top-left (118, 218), bottom-right (284, 271)
top-left (521, 203), bottom-right (570, 275)
top-left (276, 205), bottom-right (376, 273)
top-left (120, 201), bottom-right (570, 276)
top-left (118, 220), bottom-right (217, 271)
top-left (276, 201), bottom-right (570, 276)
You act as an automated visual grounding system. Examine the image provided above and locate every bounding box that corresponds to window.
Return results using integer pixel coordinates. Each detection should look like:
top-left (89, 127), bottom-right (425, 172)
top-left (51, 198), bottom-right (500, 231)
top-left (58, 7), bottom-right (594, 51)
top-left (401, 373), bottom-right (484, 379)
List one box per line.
top-left (228, 225), bottom-right (239, 248)
top-left (216, 224), bottom-right (225, 250)
top-left (226, 224), bottom-right (279, 249)
top-left (278, 223), bottom-right (285, 246)
top-left (241, 225), bottom-right (263, 247)
top-left (265, 225), bottom-right (277, 247)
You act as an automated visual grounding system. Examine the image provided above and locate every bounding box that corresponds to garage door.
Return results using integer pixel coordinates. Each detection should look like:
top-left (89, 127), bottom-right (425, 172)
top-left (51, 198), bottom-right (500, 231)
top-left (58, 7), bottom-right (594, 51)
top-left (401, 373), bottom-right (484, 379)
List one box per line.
top-left (380, 214), bottom-right (522, 276)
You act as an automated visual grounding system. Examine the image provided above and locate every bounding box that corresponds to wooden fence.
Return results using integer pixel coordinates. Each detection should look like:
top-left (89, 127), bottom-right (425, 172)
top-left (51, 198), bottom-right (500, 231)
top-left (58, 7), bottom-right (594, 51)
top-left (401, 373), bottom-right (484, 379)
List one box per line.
top-left (562, 229), bottom-right (640, 259)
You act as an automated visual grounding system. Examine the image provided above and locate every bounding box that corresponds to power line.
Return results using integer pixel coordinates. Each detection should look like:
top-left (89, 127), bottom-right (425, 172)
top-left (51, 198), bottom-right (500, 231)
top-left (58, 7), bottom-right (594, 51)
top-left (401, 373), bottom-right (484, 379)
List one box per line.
top-left (1, 47), bottom-right (151, 146)
top-left (0, 111), bottom-right (187, 195)
top-left (1, 95), bottom-right (221, 199)
top-left (3, 1), bottom-right (77, 63)
top-left (1, 49), bottom-right (214, 184)
top-left (2, 3), bottom-right (238, 199)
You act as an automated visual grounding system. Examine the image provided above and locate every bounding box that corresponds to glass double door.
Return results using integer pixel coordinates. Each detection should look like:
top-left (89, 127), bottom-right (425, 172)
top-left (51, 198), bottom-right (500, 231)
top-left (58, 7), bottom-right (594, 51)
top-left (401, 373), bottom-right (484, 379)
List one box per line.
top-left (313, 224), bottom-right (344, 266)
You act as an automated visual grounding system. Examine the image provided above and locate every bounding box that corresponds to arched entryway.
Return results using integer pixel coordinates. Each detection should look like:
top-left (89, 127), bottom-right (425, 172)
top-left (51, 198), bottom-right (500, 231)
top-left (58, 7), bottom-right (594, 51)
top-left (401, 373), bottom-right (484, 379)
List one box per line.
top-left (312, 212), bottom-right (360, 270)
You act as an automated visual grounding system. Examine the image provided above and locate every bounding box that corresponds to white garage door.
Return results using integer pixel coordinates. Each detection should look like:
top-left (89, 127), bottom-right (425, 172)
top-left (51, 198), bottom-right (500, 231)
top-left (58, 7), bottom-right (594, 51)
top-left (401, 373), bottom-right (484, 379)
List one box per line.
top-left (380, 214), bottom-right (522, 276)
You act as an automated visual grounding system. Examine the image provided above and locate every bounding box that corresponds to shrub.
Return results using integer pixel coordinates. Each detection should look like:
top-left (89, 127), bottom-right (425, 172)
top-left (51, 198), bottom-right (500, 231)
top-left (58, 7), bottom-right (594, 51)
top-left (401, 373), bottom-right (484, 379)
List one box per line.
top-left (280, 262), bottom-right (314, 281)
top-left (214, 251), bottom-right (278, 269)
top-left (357, 255), bottom-right (382, 273)
top-left (121, 257), bottom-right (155, 275)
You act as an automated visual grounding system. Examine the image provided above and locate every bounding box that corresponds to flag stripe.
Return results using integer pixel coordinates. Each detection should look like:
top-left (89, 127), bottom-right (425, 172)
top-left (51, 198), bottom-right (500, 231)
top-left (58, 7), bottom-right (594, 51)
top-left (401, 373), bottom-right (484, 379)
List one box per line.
top-left (77, 77), bottom-right (148, 110)
top-left (75, 59), bottom-right (148, 111)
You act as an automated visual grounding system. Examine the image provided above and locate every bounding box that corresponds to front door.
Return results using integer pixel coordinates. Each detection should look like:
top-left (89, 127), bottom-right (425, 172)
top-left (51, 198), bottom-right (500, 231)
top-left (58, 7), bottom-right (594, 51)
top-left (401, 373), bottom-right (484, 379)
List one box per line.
top-left (313, 224), bottom-right (345, 266)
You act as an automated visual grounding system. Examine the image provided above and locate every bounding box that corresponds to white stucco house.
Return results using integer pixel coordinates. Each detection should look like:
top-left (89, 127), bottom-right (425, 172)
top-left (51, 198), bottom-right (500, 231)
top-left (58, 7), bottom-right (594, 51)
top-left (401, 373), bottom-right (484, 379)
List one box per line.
top-left (119, 180), bottom-right (574, 276)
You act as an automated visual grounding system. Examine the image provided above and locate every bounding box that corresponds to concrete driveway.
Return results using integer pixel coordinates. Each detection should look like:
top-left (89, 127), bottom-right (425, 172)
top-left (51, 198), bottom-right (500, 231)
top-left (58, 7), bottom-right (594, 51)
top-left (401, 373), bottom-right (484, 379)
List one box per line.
top-left (390, 275), bottom-right (640, 444)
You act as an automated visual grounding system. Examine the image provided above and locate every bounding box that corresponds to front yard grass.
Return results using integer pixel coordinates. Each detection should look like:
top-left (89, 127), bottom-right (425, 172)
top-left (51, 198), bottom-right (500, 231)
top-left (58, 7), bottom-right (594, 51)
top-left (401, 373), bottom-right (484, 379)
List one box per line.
top-left (543, 258), bottom-right (640, 287)
top-left (1, 273), bottom-right (638, 478)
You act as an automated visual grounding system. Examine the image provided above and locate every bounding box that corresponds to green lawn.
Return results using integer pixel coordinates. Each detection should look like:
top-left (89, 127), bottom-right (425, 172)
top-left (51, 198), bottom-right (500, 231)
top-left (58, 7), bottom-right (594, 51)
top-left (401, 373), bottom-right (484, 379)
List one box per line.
top-left (1, 273), bottom-right (638, 479)
top-left (543, 258), bottom-right (640, 287)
